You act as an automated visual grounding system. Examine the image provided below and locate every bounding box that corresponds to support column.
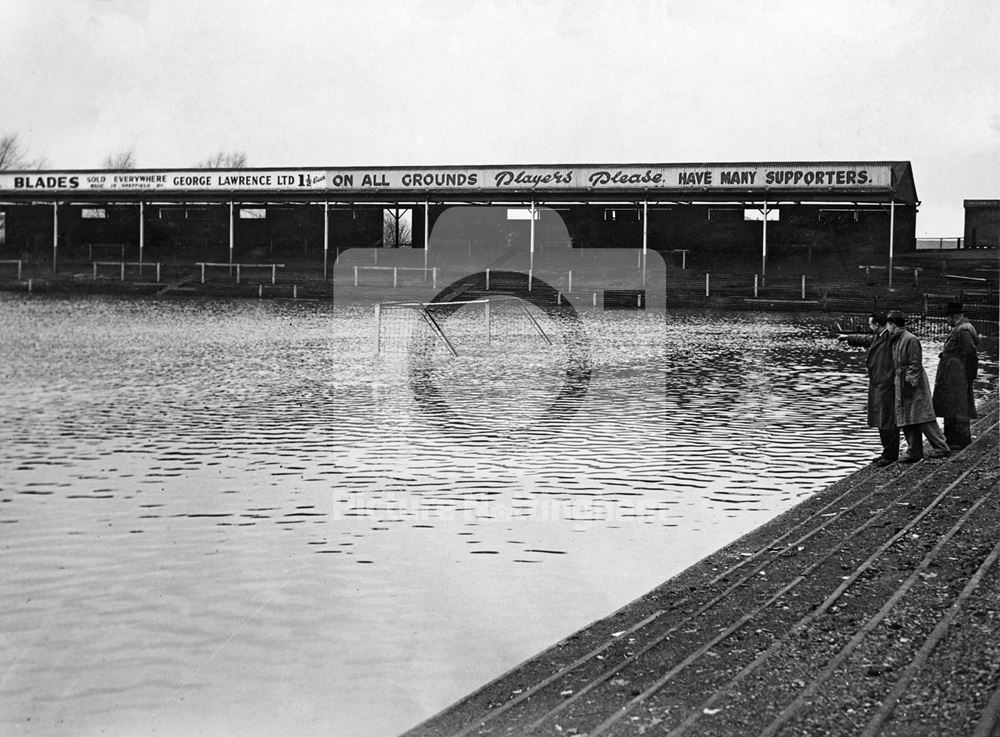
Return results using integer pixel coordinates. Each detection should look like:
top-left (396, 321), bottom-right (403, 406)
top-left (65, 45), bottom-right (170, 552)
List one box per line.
top-left (323, 201), bottom-right (329, 278)
top-left (424, 200), bottom-right (430, 271)
top-left (52, 202), bottom-right (59, 274)
top-left (642, 199), bottom-right (648, 286)
top-left (761, 200), bottom-right (768, 284)
top-left (139, 200), bottom-right (145, 269)
top-left (530, 199), bottom-right (536, 271)
top-left (228, 201), bottom-right (234, 266)
top-left (888, 200), bottom-right (895, 289)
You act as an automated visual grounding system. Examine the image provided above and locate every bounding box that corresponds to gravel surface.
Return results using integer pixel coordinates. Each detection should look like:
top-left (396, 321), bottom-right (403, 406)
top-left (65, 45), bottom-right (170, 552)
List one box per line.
top-left (405, 400), bottom-right (999, 737)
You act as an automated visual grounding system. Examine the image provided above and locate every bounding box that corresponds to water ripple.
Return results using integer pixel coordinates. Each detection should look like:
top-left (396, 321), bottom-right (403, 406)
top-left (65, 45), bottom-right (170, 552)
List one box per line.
top-left (0, 294), bottom-right (996, 737)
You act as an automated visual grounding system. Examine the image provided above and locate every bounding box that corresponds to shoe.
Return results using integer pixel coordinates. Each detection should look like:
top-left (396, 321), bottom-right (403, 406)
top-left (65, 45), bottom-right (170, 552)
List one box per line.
top-left (898, 455), bottom-right (922, 464)
top-left (875, 457), bottom-right (896, 467)
top-left (927, 449), bottom-right (951, 459)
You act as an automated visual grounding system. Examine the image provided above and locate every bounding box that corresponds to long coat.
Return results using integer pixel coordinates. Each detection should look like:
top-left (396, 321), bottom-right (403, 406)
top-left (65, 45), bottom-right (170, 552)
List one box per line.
top-left (845, 330), bottom-right (895, 429)
top-left (891, 329), bottom-right (936, 427)
top-left (933, 318), bottom-right (979, 421)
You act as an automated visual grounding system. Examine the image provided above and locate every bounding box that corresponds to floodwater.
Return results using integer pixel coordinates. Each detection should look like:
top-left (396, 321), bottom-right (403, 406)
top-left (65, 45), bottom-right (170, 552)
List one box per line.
top-left (0, 294), bottom-right (995, 737)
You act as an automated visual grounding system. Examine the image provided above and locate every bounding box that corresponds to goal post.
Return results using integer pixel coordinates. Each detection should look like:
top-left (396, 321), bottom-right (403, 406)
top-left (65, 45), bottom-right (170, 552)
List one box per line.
top-left (374, 296), bottom-right (548, 357)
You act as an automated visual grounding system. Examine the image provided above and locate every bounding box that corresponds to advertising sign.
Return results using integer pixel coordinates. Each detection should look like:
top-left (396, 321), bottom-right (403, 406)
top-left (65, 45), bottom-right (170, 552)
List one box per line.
top-left (321, 165), bottom-right (890, 191)
top-left (0, 170), bottom-right (328, 192)
top-left (0, 164), bottom-right (891, 193)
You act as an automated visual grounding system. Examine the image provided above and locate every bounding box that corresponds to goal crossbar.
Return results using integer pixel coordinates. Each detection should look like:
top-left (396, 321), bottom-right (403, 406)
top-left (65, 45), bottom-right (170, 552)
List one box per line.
top-left (380, 295), bottom-right (528, 308)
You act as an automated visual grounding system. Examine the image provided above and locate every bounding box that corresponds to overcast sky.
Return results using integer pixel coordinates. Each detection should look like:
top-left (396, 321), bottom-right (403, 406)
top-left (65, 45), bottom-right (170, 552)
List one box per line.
top-left (1, 0), bottom-right (997, 235)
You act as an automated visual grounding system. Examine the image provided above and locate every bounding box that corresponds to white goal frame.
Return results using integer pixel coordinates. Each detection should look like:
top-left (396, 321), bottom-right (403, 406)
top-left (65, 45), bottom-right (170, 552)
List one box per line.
top-left (374, 296), bottom-right (551, 357)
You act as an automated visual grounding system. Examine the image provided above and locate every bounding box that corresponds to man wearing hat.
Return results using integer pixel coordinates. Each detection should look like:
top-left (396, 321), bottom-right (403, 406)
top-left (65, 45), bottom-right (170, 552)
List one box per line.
top-left (933, 303), bottom-right (980, 449)
top-left (885, 310), bottom-right (951, 462)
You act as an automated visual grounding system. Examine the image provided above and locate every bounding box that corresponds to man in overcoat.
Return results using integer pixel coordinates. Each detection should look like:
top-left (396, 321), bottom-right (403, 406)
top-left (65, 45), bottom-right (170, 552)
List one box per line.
top-left (933, 302), bottom-right (979, 449)
top-left (885, 310), bottom-right (951, 462)
top-left (838, 312), bottom-right (899, 466)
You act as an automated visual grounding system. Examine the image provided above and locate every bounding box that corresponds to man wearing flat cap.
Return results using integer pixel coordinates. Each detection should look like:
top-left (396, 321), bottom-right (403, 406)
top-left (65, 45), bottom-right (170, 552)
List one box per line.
top-left (933, 303), bottom-right (980, 449)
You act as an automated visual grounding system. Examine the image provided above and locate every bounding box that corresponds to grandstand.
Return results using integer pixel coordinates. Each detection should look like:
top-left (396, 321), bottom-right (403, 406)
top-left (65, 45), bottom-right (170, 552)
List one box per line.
top-left (0, 161), bottom-right (995, 328)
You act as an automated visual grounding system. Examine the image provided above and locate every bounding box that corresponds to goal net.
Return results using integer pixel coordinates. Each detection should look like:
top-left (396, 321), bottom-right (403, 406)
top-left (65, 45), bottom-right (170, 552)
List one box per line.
top-left (375, 297), bottom-right (551, 359)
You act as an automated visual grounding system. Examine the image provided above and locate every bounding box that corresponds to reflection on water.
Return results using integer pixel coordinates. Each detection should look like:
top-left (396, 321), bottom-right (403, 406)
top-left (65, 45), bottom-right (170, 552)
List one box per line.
top-left (0, 294), bottom-right (995, 737)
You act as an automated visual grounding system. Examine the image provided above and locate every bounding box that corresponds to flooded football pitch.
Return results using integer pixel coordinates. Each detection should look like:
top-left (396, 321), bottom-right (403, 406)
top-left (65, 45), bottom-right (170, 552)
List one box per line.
top-left (0, 294), bottom-right (994, 736)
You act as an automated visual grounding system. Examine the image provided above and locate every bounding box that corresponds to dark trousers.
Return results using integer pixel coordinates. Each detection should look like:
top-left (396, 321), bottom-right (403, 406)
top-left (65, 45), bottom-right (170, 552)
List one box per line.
top-left (902, 420), bottom-right (950, 458)
top-left (943, 417), bottom-right (972, 449)
top-left (878, 427), bottom-right (900, 460)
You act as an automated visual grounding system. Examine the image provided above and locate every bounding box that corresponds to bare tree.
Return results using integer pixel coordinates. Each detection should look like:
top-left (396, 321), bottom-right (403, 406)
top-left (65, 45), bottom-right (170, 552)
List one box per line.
top-left (103, 149), bottom-right (136, 169)
top-left (383, 208), bottom-right (412, 248)
top-left (196, 150), bottom-right (248, 168)
top-left (0, 133), bottom-right (46, 170)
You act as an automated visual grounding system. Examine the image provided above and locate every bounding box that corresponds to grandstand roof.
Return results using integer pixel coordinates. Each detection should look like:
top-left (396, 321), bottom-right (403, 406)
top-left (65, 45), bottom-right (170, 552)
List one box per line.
top-left (0, 161), bottom-right (917, 205)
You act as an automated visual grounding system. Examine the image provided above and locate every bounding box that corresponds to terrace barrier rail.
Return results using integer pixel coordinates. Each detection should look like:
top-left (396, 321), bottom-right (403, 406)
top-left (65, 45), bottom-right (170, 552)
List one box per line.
top-left (86, 243), bottom-right (127, 260)
top-left (197, 262), bottom-right (285, 284)
top-left (92, 261), bottom-right (161, 281)
top-left (353, 265), bottom-right (438, 289)
top-left (916, 237), bottom-right (963, 250)
top-left (0, 259), bottom-right (23, 279)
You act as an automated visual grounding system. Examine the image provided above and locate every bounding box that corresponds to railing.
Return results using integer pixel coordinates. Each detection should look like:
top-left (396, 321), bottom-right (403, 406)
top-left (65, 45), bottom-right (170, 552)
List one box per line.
top-left (741, 273), bottom-right (816, 302)
top-left (859, 264), bottom-right (923, 286)
top-left (197, 262), bottom-right (285, 284)
top-left (838, 310), bottom-right (997, 339)
top-left (943, 273), bottom-right (989, 285)
top-left (667, 249), bottom-right (691, 269)
top-left (92, 261), bottom-right (161, 281)
top-left (0, 259), bottom-right (23, 279)
top-left (353, 265), bottom-right (437, 289)
top-left (85, 243), bottom-right (128, 260)
top-left (932, 274), bottom-right (995, 301)
top-left (916, 237), bottom-right (962, 250)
